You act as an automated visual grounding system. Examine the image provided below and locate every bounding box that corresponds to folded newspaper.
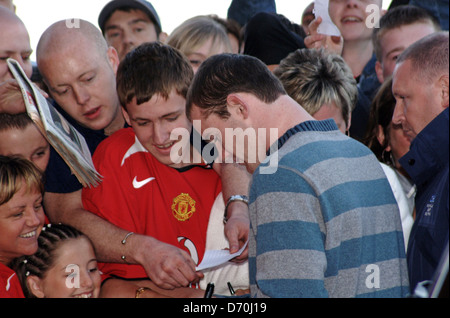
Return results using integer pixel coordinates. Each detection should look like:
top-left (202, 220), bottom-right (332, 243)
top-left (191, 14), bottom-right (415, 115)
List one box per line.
top-left (7, 58), bottom-right (102, 188)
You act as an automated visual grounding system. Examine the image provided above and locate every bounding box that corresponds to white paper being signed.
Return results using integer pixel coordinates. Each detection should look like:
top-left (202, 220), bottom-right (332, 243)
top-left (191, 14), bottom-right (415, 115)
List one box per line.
top-left (196, 241), bottom-right (248, 271)
top-left (314, 0), bottom-right (341, 37)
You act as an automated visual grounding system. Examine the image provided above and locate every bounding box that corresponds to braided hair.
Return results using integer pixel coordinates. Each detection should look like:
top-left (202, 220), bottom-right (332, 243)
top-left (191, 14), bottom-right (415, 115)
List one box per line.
top-left (12, 223), bottom-right (90, 298)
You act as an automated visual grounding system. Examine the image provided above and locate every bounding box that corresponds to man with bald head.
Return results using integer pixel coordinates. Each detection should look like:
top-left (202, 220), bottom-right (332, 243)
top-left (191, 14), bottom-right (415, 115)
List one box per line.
top-left (35, 20), bottom-right (164, 287)
top-left (37, 20), bottom-right (124, 135)
top-left (36, 20), bottom-right (143, 276)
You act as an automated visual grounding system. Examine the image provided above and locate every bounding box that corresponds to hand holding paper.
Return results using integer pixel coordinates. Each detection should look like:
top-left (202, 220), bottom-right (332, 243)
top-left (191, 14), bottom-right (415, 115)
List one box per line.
top-left (314, 0), bottom-right (341, 37)
top-left (196, 241), bottom-right (248, 271)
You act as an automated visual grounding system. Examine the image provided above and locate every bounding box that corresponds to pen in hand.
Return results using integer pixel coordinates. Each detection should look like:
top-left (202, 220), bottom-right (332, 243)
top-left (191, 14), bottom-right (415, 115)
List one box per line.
top-left (204, 283), bottom-right (214, 298)
top-left (227, 282), bottom-right (235, 296)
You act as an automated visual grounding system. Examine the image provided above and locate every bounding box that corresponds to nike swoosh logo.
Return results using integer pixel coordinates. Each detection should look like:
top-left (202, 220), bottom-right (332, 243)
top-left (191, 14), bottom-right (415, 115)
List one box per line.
top-left (133, 176), bottom-right (155, 189)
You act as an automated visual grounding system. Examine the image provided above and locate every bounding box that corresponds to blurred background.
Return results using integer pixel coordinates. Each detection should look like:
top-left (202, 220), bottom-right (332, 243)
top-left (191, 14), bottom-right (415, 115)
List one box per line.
top-left (14, 0), bottom-right (392, 61)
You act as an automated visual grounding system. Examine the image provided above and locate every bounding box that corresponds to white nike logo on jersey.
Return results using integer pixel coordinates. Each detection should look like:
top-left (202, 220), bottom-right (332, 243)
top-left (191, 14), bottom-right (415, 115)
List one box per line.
top-left (133, 176), bottom-right (155, 189)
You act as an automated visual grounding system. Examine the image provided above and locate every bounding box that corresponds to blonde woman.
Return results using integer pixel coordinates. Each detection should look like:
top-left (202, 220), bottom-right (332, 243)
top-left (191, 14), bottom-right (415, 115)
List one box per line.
top-left (274, 48), bottom-right (357, 135)
top-left (166, 16), bottom-right (232, 73)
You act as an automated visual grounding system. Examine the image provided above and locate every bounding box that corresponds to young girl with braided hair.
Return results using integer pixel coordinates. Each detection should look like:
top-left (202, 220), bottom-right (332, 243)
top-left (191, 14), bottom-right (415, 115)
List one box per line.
top-left (12, 223), bottom-right (101, 298)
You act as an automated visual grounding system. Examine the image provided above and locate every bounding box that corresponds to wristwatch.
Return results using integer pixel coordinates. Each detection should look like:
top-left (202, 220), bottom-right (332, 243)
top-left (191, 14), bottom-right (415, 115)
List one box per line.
top-left (223, 195), bottom-right (249, 224)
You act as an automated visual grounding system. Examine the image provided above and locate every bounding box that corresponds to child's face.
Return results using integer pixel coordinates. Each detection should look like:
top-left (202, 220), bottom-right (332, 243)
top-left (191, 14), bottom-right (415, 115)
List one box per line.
top-left (0, 186), bottom-right (44, 265)
top-left (123, 89), bottom-right (193, 169)
top-left (0, 125), bottom-right (50, 172)
top-left (329, 0), bottom-right (382, 42)
top-left (29, 237), bottom-right (101, 298)
top-left (377, 22), bottom-right (437, 82)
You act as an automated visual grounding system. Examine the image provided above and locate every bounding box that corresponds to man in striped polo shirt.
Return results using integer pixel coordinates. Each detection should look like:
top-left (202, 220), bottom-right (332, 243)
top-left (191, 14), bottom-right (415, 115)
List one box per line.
top-left (187, 53), bottom-right (410, 298)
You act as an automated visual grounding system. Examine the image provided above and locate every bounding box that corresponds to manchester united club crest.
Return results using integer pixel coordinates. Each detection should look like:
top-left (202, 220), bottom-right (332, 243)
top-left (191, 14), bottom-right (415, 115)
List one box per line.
top-left (172, 193), bottom-right (196, 221)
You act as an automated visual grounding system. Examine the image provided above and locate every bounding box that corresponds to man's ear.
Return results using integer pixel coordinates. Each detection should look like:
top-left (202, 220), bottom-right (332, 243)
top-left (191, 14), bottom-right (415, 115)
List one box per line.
top-left (107, 46), bottom-right (120, 75)
top-left (375, 60), bottom-right (384, 84)
top-left (439, 75), bottom-right (449, 109)
top-left (122, 107), bottom-right (131, 126)
top-left (226, 93), bottom-right (249, 120)
top-left (26, 276), bottom-right (45, 298)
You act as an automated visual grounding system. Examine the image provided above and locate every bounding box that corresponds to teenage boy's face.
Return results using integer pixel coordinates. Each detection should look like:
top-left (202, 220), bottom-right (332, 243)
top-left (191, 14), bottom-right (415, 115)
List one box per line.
top-left (104, 9), bottom-right (159, 61)
top-left (329, 0), bottom-right (381, 42)
top-left (377, 22), bottom-right (437, 82)
top-left (123, 90), bottom-right (192, 168)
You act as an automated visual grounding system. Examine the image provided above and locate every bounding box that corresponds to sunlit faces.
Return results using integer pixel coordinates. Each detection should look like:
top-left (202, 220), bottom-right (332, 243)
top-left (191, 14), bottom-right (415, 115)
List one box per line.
top-left (0, 16), bottom-right (32, 82)
top-left (376, 22), bottom-right (437, 83)
top-left (312, 102), bottom-right (349, 134)
top-left (27, 237), bottom-right (101, 298)
top-left (0, 125), bottom-right (50, 172)
top-left (123, 90), bottom-right (192, 168)
top-left (329, 0), bottom-right (382, 42)
top-left (392, 59), bottom-right (446, 141)
top-left (41, 46), bottom-right (121, 132)
top-left (104, 9), bottom-right (159, 62)
top-left (186, 37), bottom-right (231, 74)
top-left (0, 185), bottom-right (45, 265)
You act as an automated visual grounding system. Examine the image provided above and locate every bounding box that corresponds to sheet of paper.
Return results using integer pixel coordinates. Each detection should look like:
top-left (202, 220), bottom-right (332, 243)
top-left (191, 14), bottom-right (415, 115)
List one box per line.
top-left (196, 241), bottom-right (248, 271)
top-left (314, 0), bottom-right (341, 37)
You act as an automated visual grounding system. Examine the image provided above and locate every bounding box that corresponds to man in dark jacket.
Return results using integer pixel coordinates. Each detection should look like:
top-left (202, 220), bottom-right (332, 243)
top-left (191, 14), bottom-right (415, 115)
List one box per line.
top-left (392, 31), bottom-right (449, 293)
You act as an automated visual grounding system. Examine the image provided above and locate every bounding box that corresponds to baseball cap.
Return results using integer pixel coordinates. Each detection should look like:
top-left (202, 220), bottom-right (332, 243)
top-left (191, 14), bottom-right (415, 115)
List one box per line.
top-left (98, 0), bottom-right (162, 35)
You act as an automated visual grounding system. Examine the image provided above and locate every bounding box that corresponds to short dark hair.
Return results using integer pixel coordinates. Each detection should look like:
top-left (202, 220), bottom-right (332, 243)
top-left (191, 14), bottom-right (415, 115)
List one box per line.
top-left (117, 42), bottom-right (194, 109)
top-left (373, 5), bottom-right (441, 62)
top-left (0, 112), bottom-right (34, 132)
top-left (186, 54), bottom-right (286, 119)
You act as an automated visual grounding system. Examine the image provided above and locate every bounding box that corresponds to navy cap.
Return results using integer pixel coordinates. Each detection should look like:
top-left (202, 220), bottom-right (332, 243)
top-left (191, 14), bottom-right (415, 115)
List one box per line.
top-left (98, 0), bottom-right (161, 35)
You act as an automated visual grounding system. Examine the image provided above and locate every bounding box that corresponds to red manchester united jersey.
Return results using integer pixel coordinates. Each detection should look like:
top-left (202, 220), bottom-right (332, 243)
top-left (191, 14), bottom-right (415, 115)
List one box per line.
top-left (82, 128), bottom-right (222, 280)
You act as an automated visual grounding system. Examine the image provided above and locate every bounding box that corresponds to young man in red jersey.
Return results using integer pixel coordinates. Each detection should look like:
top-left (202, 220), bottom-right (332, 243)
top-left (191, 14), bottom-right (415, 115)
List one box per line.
top-left (82, 42), bottom-right (250, 298)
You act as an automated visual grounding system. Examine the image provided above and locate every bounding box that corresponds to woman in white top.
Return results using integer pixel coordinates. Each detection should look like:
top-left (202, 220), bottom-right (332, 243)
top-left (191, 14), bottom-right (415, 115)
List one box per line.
top-left (364, 77), bottom-right (416, 249)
